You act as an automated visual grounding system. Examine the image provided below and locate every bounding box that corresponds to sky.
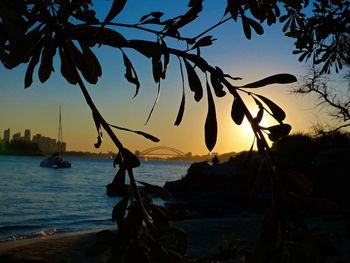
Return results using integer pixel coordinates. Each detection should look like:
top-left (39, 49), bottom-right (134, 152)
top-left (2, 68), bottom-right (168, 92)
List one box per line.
top-left (0, 0), bottom-right (333, 155)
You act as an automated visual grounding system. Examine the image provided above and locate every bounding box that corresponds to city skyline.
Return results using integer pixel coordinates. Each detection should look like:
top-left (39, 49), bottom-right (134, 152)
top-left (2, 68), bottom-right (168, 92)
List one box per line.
top-left (1, 128), bottom-right (67, 154)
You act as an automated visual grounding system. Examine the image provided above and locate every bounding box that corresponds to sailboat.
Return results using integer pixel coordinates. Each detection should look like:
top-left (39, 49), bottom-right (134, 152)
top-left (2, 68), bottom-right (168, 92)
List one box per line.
top-left (40, 106), bottom-right (71, 168)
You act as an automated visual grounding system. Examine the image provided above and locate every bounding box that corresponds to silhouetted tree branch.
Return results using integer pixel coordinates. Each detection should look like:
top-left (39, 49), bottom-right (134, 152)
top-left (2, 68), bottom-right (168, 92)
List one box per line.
top-left (297, 65), bottom-right (350, 133)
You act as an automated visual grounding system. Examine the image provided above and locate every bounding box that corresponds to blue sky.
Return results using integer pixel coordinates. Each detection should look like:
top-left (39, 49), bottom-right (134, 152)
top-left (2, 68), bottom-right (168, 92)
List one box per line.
top-left (0, 0), bottom-right (325, 155)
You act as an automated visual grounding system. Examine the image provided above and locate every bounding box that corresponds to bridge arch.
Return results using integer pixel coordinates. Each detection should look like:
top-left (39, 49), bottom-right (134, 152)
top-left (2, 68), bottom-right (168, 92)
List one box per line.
top-left (139, 146), bottom-right (185, 157)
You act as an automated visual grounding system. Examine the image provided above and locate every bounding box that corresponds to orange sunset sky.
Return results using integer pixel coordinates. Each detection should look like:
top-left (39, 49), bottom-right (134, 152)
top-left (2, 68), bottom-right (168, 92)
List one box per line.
top-left (0, 1), bottom-right (334, 155)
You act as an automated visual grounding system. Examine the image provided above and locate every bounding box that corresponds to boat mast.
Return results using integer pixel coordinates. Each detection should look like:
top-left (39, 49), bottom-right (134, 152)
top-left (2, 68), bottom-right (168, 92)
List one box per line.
top-left (58, 105), bottom-right (63, 156)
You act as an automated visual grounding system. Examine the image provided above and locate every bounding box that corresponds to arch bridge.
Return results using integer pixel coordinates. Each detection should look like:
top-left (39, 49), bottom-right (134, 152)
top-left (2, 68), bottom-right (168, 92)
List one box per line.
top-left (138, 146), bottom-right (186, 157)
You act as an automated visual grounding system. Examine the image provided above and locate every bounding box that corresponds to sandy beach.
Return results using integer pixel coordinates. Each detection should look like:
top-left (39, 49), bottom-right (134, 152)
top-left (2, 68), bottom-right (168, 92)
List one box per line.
top-left (0, 213), bottom-right (263, 262)
top-left (0, 212), bottom-right (349, 262)
top-left (0, 230), bottom-right (103, 262)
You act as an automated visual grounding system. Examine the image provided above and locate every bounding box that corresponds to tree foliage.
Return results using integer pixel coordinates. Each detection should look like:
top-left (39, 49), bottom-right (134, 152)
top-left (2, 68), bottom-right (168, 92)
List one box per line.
top-left (1, 0), bottom-right (348, 262)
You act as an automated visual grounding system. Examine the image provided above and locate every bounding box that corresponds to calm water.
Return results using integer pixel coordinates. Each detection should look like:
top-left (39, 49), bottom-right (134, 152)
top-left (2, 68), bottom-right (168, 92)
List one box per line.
top-left (0, 156), bottom-right (189, 241)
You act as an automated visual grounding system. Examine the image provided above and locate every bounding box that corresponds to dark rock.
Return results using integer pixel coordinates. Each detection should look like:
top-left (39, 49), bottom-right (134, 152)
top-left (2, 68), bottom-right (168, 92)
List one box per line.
top-left (164, 161), bottom-right (241, 199)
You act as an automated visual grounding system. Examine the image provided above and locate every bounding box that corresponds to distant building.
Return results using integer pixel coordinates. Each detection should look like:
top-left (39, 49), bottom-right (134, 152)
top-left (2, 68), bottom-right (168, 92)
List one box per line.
top-left (24, 129), bottom-right (31, 142)
top-left (32, 133), bottom-right (42, 144)
top-left (12, 132), bottom-right (22, 141)
top-left (3, 129), bottom-right (10, 143)
top-left (32, 133), bottom-right (66, 154)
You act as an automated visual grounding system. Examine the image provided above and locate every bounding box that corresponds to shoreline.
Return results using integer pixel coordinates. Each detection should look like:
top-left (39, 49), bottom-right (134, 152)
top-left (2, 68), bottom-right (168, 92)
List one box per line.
top-left (1, 212), bottom-right (349, 262)
top-left (0, 227), bottom-right (107, 245)
top-left (0, 229), bottom-right (101, 263)
top-left (0, 213), bottom-right (263, 262)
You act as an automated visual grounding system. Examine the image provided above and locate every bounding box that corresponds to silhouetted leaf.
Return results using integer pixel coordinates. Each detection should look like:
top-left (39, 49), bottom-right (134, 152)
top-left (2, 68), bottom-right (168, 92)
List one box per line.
top-left (223, 74), bottom-right (242, 80)
top-left (5, 26), bottom-right (43, 69)
top-left (183, 59), bottom-right (203, 102)
top-left (112, 194), bottom-right (129, 225)
top-left (174, 91), bottom-right (186, 126)
top-left (281, 0), bottom-right (302, 9)
top-left (242, 74), bottom-right (297, 88)
top-left (160, 38), bottom-right (169, 79)
top-left (108, 123), bottom-right (160, 142)
top-left (254, 105), bottom-right (264, 125)
top-left (68, 26), bottom-right (127, 48)
top-left (122, 51), bottom-right (140, 97)
top-left (72, 9), bottom-right (99, 23)
top-left (188, 0), bottom-right (203, 7)
top-left (138, 181), bottom-right (172, 200)
top-left (139, 11), bottom-right (164, 23)
top-left (92, 112), bottom-right (103, 148)
top-left (121, 148), bottom-right (140, 168)
top-left (174, 58), bottom-right (186, 126)
top-left (247, 17), bottom-right (264, 35)
top-left (108, 168), bottom-right (126, 197)
top-left (94, 136), bottom-right (102, 148)
top-left (66, 40), bottom-right (101, 84)
top-left (165, 1), bottom-right (203, 34)
top-left (279, 14), bottom-right (290, 23)
top-left (59, 47), bottom-right (78, 85)
top-left (256, 94), bottom-right (286, 122)
top-left (242, 16), bottom-right (252, 39)
top-left (38, 35), bottom-right (56, 83)
top-left (266, 124), bottom-right (291, 141)
top-left (225, 0), bottom-right (239, 20)
top-left (81, 42), bottom-right (102, 80)
top-left (145, 82), bottom-right (160, 125)
top-left (183, 53), bottom-right (209, 71)
top-left (204, 80), bottom-right (217, 151)
top-left (66, 40), bottom-right (84, 67)
top-left (192, 35), bottom-right (216, 49)
top-left (266, 8), bottom-right (277, 26)
top-left (57, 0), bottom-right (69, 23)
top-left (210, 68), bottom-right (226, 97)
top-left (152, 57), bottom-right (162, 83)
top-left (231, 98), bottom-right (245, 125)
top-left (24, 43), bottom-right (43, 88)
top-left (282, 16), bottom-right (292, 32)
top-left (104, 0), bottom-right (127, 24)
top-left (0, 1), bottom-right (26, 39)
top-left (113, 152), bottom-right (123, 168)
top-left (130, 40), bottom-right (159, 58)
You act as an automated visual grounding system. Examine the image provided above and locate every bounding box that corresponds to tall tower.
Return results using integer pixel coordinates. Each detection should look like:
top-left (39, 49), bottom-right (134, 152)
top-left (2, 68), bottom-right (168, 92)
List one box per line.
top-left (24, 129), bottom-right (31, 142)
top-left (3, 129), bottom-right (10, 143)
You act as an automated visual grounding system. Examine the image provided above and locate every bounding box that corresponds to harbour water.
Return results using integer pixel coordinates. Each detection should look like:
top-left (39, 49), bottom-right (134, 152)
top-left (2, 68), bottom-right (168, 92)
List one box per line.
top-left (0, 155), bottom-right (190, 241)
